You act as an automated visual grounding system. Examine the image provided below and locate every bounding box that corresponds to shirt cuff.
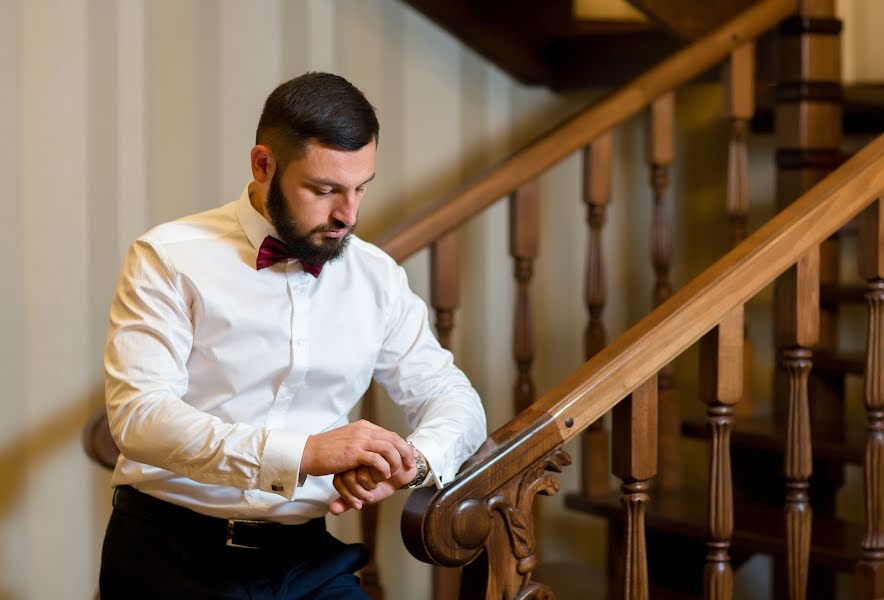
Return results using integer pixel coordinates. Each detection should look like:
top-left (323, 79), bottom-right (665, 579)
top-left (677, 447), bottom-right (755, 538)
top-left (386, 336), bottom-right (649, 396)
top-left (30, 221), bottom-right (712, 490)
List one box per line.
top-left (259, 429), bottom-right (309, 500)
top-left (407, 436), bottom-right (446, 489)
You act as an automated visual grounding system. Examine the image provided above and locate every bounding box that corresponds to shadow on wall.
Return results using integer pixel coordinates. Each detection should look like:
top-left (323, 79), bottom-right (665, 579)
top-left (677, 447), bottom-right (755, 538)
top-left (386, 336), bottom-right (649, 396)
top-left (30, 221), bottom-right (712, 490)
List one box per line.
top-left (0, 386), bottom-right (104, 517)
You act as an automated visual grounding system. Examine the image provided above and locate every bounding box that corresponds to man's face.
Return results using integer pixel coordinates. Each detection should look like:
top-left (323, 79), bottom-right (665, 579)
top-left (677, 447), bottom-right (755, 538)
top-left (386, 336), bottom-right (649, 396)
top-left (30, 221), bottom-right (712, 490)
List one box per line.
top-left (266, 139), bottom-right (376, 264)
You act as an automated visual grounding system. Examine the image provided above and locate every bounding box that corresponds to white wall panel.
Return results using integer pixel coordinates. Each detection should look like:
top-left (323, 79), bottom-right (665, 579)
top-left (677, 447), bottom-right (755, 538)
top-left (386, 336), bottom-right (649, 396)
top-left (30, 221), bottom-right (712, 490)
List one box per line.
top-left (20, 0), bottom-right (93, 596)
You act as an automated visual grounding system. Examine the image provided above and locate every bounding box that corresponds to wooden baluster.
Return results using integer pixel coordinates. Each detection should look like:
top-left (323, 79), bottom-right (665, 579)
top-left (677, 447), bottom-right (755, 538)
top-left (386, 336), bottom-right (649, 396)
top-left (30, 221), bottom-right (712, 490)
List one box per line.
top-left (430, 233), bottom-right (461, 600)
top-left (775, 248), bottom-right (819, 600)
top-left (581, 133), bottom-right (613, 496)
top-left (360, 383), bottom-right (384, 600)
top-left (857, 199), bottom-right (884, 599)
top-left (646, 93), bottom-right (680, 490)
top-left (699, 306), bottom-right (745, 600)
top-left (431, 232), bottom-right (459, 350)
top-left (724, 43), bottom-right (753, 249)
top-left (774, 5), bottom-right (842, 595)
top-left (510, 181), bottom-right (540, 414)
top-left (613, 375), bottom-right (658, 600)
top-left (724, 43), bottom-right (756, 417)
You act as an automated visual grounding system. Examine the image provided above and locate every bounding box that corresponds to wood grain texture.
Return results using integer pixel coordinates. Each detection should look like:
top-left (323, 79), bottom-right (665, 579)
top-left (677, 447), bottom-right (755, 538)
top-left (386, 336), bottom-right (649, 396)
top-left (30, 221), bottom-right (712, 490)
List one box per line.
top-left (699, 306), bottom-right (744, 600)
top-left (858, 202), bottom-right (884, 599)
top-left (613, 375), bottom-right (657, 600)
top-left (582, 134), bottom-right (613, 497)
top-left (378, 0), bottom-right (796, 263)
top-left (774, 248), bottom-right (820, 348)
top-left (360, 383), bottom-right (385, 600)
top-left (431, 232), bottom-right (459, 351)
top-left (403, 134), bottom-right (884, 600)
top-left (859, 199), bottom-right (884, 280)
top-left (511, 182), bottom-right (540, 413)
top-left (723, 43), bottom-right (754, 120)
top-left (782, 346), bottom-right (813, 600)
top-left (428, 233), bottom-right (461, 600)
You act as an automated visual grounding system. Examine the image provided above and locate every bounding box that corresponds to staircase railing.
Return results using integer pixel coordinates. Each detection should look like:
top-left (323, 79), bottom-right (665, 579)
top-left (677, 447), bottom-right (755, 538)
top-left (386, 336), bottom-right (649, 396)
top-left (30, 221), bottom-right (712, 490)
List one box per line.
top-left (399, 128), bottom-right (884, 598)
top-left (353, 0), bottom-right (884, 597)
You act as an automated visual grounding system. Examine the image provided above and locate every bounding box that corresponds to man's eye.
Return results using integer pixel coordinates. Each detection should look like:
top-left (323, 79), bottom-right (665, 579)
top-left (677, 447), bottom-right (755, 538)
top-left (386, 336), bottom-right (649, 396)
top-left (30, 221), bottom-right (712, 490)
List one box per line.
top-left (315, 188), bottom-right (333, 196)
top-left (356, 187), bottom-right (365, 194)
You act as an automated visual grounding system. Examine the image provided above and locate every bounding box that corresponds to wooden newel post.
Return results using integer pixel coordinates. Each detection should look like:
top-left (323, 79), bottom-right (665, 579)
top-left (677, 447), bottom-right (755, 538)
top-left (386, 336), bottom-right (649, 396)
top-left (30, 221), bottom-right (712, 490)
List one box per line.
top-left (857, 198), bottom-right (884, 599)
top-left (613, 375), bottom-right (658, 600)
top-left (699, 306), bottom-right (745, 600)
top-left (510, 181), bottom-right (540, 414)
top-left (582, 132), bottom-right (613, 496)
top-left (775, 247), bottom-right (819, 600)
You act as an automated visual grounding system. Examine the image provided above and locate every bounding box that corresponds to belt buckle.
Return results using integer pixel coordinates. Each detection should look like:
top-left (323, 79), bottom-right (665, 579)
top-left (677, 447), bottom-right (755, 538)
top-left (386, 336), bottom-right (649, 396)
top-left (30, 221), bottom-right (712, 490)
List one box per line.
top-left (226, 519), bottom-right (268, 549)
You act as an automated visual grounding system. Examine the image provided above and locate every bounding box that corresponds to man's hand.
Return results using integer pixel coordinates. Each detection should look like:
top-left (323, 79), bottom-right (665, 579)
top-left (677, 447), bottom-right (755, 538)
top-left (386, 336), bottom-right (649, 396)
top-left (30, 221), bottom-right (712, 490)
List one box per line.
top-left (301, 420), bottom-right (415, 480)
top-left (329, 447), bottom-right (425, 514)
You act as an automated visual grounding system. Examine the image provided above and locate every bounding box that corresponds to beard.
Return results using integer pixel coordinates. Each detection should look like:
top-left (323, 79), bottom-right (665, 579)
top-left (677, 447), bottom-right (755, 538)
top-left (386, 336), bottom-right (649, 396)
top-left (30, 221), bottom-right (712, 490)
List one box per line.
top-left (265, 170), bottom-right (354, 265)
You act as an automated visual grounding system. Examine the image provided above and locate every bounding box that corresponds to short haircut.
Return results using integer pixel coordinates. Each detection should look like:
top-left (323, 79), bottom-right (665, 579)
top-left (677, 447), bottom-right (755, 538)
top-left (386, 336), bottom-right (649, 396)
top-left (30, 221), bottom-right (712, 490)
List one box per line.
top-left (256, 72), bottom-right (379, 167)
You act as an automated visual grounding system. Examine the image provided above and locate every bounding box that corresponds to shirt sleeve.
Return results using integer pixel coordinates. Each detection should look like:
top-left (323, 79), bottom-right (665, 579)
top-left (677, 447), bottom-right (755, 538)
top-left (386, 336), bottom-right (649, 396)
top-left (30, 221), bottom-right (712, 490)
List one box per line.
top-left (104, 239), bottom-right (303, 500)
top-left (372, 264), bottom-right (487, 488)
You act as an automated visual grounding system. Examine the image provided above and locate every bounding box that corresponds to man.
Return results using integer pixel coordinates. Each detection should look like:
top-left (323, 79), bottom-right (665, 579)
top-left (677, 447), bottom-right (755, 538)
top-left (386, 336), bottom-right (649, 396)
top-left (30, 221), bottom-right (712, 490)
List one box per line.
top-left (100, 72), bottom-right (487, 599)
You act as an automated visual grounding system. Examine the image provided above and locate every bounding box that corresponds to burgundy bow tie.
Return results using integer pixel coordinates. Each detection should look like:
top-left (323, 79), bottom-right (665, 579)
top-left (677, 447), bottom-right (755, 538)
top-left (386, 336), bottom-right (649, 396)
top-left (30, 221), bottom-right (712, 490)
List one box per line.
top-left (256, 236), bottom-right (324, 277)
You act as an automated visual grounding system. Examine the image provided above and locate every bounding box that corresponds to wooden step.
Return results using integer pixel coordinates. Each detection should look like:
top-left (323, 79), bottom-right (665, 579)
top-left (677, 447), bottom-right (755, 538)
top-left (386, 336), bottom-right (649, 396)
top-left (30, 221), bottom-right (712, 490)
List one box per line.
top-left (564, 488), bottom-right (864, 572)
top-left (814, 349), bottom-right (864, 376)
top-left (821, 283), bottom-right (867, 306)
top-left (532, 562), bottom-right (701, 600)
top-left (681, 414), bottom-right (866, 465)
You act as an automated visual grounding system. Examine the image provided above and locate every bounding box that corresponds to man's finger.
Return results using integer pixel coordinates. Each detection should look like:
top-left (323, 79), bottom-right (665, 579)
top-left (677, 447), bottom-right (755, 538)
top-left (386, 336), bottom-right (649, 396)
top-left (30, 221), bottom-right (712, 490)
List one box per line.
top-left (356, 467), bottom-right (379, 491)
top-left (333, 475), bottom-right (363, 510)
top-left (341, 470), bottom-right (375, 503)
top-left (329, 496), bottom-right (350, 515)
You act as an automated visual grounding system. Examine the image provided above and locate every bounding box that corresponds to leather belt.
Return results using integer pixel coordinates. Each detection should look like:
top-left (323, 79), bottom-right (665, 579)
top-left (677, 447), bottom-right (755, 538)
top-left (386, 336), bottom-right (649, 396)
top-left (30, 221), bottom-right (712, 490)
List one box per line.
top-left (112, 485), bottom-right (324, 550)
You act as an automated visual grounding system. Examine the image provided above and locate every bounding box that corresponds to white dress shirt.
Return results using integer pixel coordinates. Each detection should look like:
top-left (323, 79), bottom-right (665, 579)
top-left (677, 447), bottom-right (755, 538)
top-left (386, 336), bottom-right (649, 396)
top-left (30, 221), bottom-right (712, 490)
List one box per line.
top-left (104, 185), bottom-right (487, 523)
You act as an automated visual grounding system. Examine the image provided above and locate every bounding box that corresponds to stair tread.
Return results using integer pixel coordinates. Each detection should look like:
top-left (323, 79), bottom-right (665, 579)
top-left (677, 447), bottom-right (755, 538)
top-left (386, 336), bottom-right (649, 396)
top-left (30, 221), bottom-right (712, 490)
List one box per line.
top-left (681, 413), bottom-right (867, 464)
top-left (533, 562), bottom-right (701, 600)
top-left (565, 488), bottom-right (863, 571)
top-left (814, 349), bottom-right (864, 376)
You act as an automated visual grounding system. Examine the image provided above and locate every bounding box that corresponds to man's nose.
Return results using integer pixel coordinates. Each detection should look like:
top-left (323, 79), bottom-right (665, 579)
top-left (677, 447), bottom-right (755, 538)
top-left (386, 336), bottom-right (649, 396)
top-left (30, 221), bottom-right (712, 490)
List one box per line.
top-left (331, 192), bottom-right (359, 228)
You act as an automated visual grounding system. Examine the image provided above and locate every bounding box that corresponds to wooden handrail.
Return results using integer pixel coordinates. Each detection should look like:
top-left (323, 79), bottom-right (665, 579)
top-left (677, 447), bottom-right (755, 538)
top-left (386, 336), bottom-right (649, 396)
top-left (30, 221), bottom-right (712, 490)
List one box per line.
top-left (378, 0), bottom-right (796, 263)
top-left (402, 131), bottom-right (884, 568)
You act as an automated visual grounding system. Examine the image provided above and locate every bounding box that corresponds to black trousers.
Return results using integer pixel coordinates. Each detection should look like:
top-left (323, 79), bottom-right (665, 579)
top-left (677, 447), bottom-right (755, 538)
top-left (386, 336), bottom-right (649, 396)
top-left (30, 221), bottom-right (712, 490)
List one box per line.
top-left (100, 486), bottom-right (370, 600)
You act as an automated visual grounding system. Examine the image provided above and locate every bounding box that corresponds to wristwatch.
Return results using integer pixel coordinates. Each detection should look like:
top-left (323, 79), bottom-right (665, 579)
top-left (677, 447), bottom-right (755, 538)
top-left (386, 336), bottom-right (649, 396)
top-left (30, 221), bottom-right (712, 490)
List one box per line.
top-left (407, 442), bottom-right (429, 488)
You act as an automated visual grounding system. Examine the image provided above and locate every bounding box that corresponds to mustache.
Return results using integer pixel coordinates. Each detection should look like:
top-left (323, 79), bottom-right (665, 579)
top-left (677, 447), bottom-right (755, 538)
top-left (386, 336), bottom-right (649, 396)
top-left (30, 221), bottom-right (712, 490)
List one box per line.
top-left (310, 219), bottom-right (355, 234)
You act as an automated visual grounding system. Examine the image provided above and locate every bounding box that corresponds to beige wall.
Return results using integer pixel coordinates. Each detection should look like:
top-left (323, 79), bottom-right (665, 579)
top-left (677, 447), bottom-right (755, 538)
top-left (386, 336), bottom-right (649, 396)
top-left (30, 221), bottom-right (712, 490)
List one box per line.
top-left (0, 0), bottom-right (879, 598)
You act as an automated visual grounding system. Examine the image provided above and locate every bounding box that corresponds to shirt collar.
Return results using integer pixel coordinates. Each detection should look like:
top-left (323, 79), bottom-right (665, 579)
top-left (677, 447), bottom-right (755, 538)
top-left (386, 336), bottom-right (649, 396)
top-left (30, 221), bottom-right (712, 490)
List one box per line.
top-left (235, 182), bottom-right (279, 252)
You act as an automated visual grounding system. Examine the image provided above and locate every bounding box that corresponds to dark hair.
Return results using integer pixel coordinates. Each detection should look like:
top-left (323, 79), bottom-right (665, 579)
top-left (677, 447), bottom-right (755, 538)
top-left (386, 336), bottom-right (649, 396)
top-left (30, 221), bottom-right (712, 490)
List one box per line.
top-left (255, 72), bottom-right (379, 166)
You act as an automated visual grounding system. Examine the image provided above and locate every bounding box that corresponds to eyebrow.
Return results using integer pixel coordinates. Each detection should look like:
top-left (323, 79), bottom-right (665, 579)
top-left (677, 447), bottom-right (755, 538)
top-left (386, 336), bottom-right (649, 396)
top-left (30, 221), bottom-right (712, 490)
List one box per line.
top-left (305, 174), bottom-right (376, 189)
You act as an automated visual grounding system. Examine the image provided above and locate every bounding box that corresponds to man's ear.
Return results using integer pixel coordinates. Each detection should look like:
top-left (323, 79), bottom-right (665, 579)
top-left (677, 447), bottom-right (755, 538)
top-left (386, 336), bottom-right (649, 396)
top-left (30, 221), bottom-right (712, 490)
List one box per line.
top-left (250, 145), bottom-right (275, 184)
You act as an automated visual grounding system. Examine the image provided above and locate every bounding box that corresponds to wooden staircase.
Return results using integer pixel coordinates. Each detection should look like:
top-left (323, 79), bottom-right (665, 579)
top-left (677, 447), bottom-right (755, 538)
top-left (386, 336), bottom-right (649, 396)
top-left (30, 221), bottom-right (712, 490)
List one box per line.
top-left (390, 0), bottom-right (884, 598)
top-left (81, 1), bottom-right (884, 598)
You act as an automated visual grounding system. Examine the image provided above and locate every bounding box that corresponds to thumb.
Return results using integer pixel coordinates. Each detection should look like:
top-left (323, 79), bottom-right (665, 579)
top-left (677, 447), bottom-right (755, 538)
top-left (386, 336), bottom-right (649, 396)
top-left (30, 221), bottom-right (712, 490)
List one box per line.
top-left (329, 497), bottom-right (350, 515)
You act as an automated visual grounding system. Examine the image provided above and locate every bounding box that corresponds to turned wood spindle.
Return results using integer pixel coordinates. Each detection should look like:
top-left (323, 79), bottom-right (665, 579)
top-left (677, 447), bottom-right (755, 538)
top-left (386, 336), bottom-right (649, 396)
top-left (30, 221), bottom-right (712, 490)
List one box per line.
top-left (724, 42), bottom-right (757, 420)
top-left (699, 306), bottom-right (744, 600)
top-left (646, 92), bottom-right (681, 491)
top-left (581, 133), bottom-right (613, 497)
top-left (510, 181), bottom-right (540, 414)
top-left (775, 247), bottom-right (819, 600)
top-left (646, 92), bottom-right (674, 312)
top-left (431, 232), bottom-right (459, 351)
top-left (857, 199), bottom-right (884, 599)
top-left (613, 375), bottom-right (658, 600)
top-left (430, 232), bottom-right (463, 600)
top-left (724, 42), bottom-right (754, 249)
top-left (359, 383), bottom-right (384, 600)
